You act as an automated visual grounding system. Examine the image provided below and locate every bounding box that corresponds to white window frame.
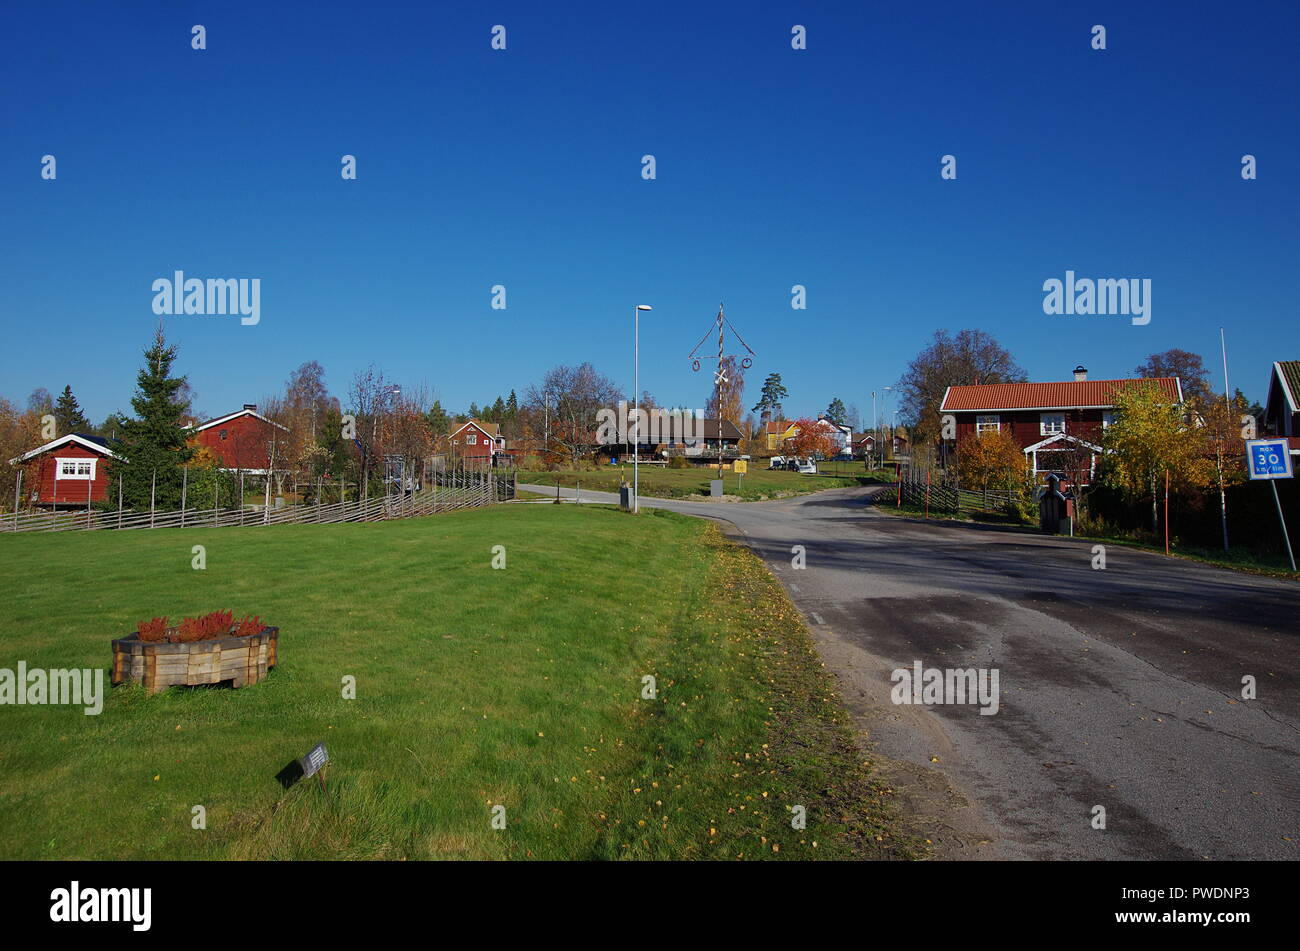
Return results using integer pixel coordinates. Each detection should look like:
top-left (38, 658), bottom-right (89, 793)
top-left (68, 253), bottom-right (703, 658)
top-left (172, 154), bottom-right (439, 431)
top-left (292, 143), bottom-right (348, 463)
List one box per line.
top-left (1040, 412), bottom-right (1066, 435)
top-left (976, 414), bottom-right (1000, 434)
top-left (1102, 410), bottom-right (1116, 429)
top-left (55, 457), bottom-right (96, 480)
top-left (466, 433), bottom-right (477, 445)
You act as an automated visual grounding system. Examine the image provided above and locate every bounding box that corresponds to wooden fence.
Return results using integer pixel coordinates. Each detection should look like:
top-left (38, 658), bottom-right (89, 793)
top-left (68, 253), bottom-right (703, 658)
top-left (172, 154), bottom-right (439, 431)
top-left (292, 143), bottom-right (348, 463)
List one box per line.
top-left (0, 469), bottom-right (514, 535)
top-left (885, 475), bottom-right (1022, 518)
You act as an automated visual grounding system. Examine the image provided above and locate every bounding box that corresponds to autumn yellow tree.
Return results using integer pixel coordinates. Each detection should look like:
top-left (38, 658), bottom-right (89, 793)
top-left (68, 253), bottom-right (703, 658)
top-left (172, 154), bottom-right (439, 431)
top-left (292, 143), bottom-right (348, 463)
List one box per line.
top-left (957, 427), bottom-right (1026, 493)
top-left (1100, 382), bottom-right (1216, 533)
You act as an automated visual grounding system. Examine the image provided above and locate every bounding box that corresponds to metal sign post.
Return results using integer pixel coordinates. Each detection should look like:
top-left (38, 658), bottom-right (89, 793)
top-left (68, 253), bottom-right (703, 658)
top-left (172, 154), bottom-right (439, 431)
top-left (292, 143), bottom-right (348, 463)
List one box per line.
top-left (1245, 438), bottom-right (1295, 571)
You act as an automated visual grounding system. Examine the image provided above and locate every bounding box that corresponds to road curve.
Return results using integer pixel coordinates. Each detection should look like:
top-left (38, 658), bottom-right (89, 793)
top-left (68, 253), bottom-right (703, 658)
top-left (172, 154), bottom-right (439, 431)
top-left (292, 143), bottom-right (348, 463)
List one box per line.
top-left (519, 482), bottom-right (1299, 860)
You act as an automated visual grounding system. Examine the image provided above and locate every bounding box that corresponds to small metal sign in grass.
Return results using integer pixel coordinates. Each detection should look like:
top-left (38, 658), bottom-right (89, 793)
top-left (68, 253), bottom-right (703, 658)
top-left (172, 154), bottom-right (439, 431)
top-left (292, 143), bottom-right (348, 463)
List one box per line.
top-left (276, 743), bottom-right (330, 791)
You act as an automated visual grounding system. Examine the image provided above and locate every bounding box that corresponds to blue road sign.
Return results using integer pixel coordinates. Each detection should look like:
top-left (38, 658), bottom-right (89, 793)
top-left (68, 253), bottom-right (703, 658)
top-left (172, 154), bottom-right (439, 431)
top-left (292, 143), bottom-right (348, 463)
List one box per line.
top-left (1245, 438), bottom-right (1294, 480)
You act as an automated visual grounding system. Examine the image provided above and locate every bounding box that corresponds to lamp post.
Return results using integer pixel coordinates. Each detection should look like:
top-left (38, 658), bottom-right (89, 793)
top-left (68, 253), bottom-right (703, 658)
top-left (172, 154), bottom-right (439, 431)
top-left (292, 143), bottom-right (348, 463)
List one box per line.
top-left (633, 305), bottom-right (652, 513)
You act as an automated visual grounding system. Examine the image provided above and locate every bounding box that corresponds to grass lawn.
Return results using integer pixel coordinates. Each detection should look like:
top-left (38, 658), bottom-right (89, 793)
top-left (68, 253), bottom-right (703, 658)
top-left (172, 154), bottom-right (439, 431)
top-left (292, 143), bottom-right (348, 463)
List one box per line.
top-left (0, 504), bottom-right (915, 860)
top-left (518, 466), bottom-right (890, 501)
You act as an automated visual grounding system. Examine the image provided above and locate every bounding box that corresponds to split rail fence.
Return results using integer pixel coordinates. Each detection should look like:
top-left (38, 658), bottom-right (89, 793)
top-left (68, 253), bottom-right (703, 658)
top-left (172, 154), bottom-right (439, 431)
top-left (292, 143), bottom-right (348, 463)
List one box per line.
top-left (1, 469), bottom-right (515, 535)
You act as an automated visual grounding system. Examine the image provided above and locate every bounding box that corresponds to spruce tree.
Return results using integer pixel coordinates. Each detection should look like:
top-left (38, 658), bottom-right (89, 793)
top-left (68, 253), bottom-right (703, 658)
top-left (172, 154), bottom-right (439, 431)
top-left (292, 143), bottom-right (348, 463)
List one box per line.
top-left (54, 385), bottom-right (91, 435)
top-left (115, 328), bottom-right (193, 509)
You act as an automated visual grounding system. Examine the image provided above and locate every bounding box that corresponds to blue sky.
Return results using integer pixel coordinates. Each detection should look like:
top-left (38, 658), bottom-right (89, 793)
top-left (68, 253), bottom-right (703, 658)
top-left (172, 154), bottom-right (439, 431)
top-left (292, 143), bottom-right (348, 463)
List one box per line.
top-left (2, 0), bottom-right (1296, 425)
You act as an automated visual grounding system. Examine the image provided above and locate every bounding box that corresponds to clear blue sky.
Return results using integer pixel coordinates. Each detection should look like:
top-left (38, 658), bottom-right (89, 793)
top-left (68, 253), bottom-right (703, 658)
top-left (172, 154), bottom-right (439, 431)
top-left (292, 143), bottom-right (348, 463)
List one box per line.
top-left (2, 0), bottom-right (1296, 425)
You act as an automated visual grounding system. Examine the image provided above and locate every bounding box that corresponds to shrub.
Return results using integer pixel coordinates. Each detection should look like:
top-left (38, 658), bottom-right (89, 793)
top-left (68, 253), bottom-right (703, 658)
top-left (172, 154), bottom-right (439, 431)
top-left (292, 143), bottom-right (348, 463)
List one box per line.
top-left (667, 455), bottom-right (689, 469)
top-left (172, 610), bottom-right (234, 642)
top-left (137, 617), bottom-right (169, 642)
top-left (234, 615), bottom-right (264, 637)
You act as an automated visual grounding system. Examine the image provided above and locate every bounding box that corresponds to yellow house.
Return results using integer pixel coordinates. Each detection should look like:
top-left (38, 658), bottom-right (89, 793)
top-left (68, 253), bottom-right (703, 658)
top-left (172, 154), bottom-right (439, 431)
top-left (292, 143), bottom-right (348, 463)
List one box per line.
top-left (764, 419), bottom-right (798, 451)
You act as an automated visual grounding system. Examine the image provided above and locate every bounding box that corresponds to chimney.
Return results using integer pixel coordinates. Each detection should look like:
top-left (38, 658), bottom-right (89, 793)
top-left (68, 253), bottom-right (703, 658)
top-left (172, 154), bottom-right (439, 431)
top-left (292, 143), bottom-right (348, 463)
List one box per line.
top-left (243, 403), bottom-right (258, 412)
top-left (1073, 366), bottom-right (1087, 382)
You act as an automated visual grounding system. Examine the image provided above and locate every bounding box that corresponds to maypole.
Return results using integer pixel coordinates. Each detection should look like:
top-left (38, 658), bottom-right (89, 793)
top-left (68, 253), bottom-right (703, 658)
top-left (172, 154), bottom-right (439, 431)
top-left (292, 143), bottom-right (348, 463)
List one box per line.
top-left (687, 303), bottom-right (756, 480)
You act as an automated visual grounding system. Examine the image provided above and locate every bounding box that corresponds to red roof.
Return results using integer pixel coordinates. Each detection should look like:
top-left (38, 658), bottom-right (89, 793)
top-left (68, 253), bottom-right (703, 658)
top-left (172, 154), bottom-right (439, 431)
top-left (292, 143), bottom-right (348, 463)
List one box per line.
top-left (940, 377), bottom-right (1182, 412)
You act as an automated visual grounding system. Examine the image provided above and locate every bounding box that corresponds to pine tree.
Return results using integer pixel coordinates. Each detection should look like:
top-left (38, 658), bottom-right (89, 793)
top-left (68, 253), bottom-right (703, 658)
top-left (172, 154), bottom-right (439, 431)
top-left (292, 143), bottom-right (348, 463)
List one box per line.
top-left (825, 397), bottom-right (848, 422)
top-left (752, 372), bottom-right (789, 416)
top-left (54, 385), bottom-right (91, 435)
top-left (506, 390), bottom-right (518, 419)
top-left (425, 401), bottom-right (451, 437)
top-left (115, 328), bottom-right (194, 509)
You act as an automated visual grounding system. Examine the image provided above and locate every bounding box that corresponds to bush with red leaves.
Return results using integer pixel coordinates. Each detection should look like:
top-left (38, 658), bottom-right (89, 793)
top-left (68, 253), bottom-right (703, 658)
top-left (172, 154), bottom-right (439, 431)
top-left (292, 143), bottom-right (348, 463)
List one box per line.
top-left (137, 617), bottom-right (169, 642)
top-left (233, 615), bottom-right (264, 637)
top-left (172, 610), bottom-right (235, 643)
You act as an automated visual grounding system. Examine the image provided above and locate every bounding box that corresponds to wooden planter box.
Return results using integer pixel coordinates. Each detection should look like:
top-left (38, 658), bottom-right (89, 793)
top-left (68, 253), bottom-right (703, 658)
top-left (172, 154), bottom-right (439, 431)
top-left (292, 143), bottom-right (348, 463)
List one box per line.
top-left (111, 627), bottom-right (279, 694)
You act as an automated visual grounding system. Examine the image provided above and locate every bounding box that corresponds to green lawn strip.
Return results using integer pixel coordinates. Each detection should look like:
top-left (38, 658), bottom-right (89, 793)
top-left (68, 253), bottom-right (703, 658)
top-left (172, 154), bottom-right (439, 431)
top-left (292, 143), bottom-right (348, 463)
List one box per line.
top-left (519, 467), bottom-right (873, 501)
top-left (590, 515), bottom-right (919, 860)
top-left (0, 504), bottom-right (911, 859)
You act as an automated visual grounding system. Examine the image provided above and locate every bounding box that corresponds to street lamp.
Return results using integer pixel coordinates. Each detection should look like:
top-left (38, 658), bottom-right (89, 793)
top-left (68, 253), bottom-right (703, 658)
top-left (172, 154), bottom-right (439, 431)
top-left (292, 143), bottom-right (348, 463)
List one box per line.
top-left (633, 305), bottom-right (652, 513)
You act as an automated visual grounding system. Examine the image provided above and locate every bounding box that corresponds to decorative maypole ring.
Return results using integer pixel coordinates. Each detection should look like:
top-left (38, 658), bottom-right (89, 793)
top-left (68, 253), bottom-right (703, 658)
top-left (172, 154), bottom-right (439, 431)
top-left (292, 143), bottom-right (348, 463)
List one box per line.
top-left (740, 357), bottom-right (753, 370)
top-left (691, 359), bottom-right (701, 372)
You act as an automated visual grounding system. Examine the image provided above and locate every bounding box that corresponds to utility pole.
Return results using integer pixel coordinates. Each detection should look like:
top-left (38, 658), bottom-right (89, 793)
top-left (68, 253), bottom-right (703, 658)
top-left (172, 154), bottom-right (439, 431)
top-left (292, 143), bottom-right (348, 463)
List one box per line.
top-left (1219, 327), bottom-right (1231, 552)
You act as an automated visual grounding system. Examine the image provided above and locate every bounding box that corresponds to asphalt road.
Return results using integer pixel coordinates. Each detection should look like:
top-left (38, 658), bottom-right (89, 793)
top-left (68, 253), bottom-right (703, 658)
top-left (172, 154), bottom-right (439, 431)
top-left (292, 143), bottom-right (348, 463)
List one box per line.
top-left (519, 482), bottom-right (1299, 860)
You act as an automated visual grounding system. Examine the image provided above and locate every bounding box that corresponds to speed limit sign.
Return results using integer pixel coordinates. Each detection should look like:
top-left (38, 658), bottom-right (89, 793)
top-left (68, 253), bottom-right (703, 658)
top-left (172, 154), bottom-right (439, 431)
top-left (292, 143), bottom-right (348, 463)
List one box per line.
top-left (1245, 438), bottom-right (1294, 480)
top-left (1244, 438), bottom-right (1296, 571)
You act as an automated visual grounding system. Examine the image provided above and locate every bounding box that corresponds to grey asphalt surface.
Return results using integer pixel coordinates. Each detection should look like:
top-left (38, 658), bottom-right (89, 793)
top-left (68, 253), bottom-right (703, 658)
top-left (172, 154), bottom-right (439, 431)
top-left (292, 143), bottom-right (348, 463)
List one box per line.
top-left (519, 482), bottom-right (1299, 860)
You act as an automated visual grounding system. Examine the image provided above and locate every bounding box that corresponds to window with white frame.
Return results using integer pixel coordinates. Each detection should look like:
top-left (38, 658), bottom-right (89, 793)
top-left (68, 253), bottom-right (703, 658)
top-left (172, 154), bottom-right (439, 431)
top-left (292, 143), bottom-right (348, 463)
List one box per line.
top-left (1102, 410), bottom-right (1116, 428)
top-left (55, 457), bottom-right (95, 480)
top-left (1040, 412), bottom-right (1066, 435)
top-left (976, 414), bottom-right (1000, 434)
top-left (466, 433), bottom-right (477, 445)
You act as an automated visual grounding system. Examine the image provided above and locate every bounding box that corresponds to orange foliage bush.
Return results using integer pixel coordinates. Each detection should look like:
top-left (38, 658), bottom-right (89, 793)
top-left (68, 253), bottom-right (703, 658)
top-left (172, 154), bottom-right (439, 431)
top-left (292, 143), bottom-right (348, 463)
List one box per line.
top-left (233, 615), bottom-right (264, 637)
top-left (137, 617), bottom-right (169, 642)
top-left (172, 610), bottom-right (235, 643)
top-left (135, 611), bottom-right (260, 642)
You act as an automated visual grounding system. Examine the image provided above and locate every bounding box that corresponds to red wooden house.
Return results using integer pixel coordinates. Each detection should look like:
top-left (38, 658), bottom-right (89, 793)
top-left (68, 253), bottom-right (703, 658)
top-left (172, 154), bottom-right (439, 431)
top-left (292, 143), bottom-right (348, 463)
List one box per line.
top-left (1262, 360), bottom-right (1300, 459)
top-left (8, 433), bottom-right (122, 508)
top-left (189, 405), bottom-right (289, 473)
top-left (449, 419), bottom-right (507, 463)
top-left (940, 366), bottom-right (1183, 483)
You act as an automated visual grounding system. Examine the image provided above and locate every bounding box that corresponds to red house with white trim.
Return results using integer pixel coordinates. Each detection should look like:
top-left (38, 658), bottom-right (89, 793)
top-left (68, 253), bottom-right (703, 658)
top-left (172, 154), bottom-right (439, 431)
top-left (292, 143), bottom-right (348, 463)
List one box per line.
top-left (189, 405), bottom-right (289, 473)
top-left (449, 419), bottom-right (506, 462)
top-left (8, 433), bottom-right (122, 507)
top-left (940, 366), bottom-right (1183, 484)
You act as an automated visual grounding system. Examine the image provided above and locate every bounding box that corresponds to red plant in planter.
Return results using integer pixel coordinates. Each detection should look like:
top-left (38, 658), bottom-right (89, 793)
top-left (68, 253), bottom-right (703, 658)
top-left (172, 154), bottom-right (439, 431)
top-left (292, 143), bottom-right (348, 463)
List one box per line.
top-left (173, 610), bottom-right (235, 643)
top-left (233, 615), bottom-right (264, 637)
top-left (137, 617), bottom-right (169, 642)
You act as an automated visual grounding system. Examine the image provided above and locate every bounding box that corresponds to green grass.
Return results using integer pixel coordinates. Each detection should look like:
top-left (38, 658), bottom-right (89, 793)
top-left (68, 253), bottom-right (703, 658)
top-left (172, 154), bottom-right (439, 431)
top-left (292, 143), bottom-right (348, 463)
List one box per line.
top-left (519, 466), bottom-right (889, 501)
top-left (0, 505), bottom-right (914, 860)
